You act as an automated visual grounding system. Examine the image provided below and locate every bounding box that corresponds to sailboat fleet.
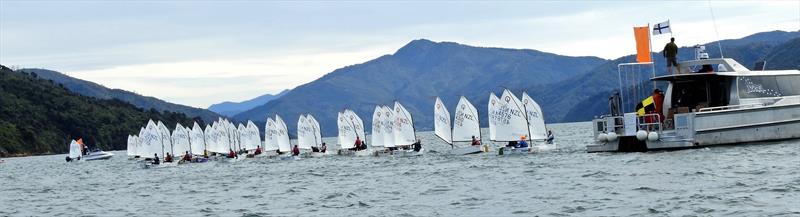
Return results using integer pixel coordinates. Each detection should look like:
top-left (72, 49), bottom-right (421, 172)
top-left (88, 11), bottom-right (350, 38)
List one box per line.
top-left (118, 91), bottom-right (551, 166)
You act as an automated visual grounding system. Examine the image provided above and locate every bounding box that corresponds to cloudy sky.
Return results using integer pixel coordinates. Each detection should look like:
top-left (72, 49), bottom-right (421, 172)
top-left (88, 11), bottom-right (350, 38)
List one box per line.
top-left (1, 1), bottom-right (798, 108)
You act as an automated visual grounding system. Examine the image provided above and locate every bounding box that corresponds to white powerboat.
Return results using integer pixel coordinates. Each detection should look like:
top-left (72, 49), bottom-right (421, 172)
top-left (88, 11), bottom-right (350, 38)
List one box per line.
top-left (589, 49), bottom-right (800, 152)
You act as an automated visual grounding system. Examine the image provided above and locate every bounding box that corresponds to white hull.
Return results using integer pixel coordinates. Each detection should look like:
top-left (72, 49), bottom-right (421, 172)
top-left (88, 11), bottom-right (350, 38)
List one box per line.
top-left (82, 151), bottom-right (115, 161)
top-left (392, 148), bottom-right (424, 157)
top-left (498, 147), bottom-right (530, 155)
top-left (337, 149), bottom-right (371, 157)
top-left (448, 145), bottom-right (484, 155)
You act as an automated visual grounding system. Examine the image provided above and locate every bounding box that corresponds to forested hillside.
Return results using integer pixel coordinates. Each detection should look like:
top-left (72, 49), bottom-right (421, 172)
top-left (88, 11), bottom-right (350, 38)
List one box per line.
top-left (0, 65), bottom-right (202, 157)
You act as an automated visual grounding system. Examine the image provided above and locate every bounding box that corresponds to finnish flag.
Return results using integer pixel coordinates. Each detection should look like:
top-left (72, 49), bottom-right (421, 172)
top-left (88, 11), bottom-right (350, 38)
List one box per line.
top-left (652, 20), bottom-right (671, 35)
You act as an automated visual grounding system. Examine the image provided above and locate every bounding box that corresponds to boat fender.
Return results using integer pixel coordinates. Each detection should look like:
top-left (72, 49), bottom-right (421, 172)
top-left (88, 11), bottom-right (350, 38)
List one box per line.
top-left (636, 130), bottom-right (648, 141)
top-left (607, 132), bottom-right (618, 142)
top-left (597, 133), bottom-right (608, 142)
top-left (647, 132), bottom-right (659, 141)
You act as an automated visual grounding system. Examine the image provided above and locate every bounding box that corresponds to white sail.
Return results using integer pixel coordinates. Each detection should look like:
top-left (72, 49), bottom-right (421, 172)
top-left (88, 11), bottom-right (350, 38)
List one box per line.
top-left (338, 112), bottom-right (357, 149)
top-left (453, 96), bottom-right (481, 142)
top-left (236, 123), bottom-right (247, 151)
top-left (133, 135), bottom-right (142, 157)
top-left (345, 110), bottom-right (365, 142)
top-left (172, 124), bottom-right (191, 157)
top-left (522, 92), bottom-right (548, 141)
top-left (264, 118), bottom-right (279, 151)
top-left (393, 101), bottom-right (416, 146)
top-left (143, 120), bottom-right (162, 158)
top-left (381, 105), bottom-right (395, 148)
top-left (126, 135), bottom-right (134, 156)
top-left (68, 140), bottom-right (82, 159)
top-left (297, 115), bottom-right (312, 150)
top-left (137, 127), bottom-right (146, 157)
top-left (488, 93), bottom-right (499, 141)
top-left (491, 89), bottom-right (530, 141)
top-left (433, 97), bottom-right (452, 144)
top-left (307, 114), bottom-right (322, 147)
top-left (156, 121), bottom-right (173, 157)
top-left (245, 121), bottom-right (261, 151)
top-left (203, 124), bottom-right (215, 154)
top-left (275, 115), bottom-right (291, 152)
top-left (190, 122), bottom-right (206, 156)
top-left (370, 106), bottom-right (384, 147)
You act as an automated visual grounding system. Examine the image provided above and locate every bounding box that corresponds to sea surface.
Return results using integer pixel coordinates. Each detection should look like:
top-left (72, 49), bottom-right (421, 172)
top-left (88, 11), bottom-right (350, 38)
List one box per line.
top-left (1, 122), bottom-right (798, 216)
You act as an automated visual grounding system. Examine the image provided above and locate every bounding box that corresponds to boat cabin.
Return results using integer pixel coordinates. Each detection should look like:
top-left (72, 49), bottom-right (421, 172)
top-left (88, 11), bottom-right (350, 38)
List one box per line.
top-left (652, 58), bottom-right (800, 130)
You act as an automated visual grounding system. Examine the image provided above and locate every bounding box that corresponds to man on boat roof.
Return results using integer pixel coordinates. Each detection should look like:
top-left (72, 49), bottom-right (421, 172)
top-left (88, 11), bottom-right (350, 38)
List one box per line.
top-left (663, 37), bottom-right (679, 74)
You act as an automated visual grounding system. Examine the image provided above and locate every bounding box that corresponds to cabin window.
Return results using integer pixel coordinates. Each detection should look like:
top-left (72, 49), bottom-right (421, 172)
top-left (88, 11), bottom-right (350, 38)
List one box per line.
top-left (738, 75), bottom-right (800, 98)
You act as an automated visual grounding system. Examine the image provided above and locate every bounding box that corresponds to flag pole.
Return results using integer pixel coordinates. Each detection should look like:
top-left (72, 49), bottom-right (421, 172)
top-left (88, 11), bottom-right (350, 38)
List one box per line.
top-left (648, 23), bottom-right (656, 89)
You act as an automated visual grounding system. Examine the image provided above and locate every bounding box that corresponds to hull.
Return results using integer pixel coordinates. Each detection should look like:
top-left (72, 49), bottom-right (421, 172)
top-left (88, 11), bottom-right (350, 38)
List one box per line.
top-left (337, 149), bottom-right (371, 157)
top-left (498, 147), bottom-right (530, 155)
top-left (83, 151), bottom-right (114, 161)
top-left (588, 104), bottom-right (800, 152)
top-left (448, 146), bottom-right (484, 155)
top-left (392, 148), bottom-right (424, 157)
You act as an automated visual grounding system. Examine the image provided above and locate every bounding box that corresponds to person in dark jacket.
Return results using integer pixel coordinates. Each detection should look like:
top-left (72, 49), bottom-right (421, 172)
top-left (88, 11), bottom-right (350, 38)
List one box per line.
top-left (412, 139), bottom-right (422, 152)
top-left (152, 153), bottom-right (160, 165)
top-left (291, 145), bottom-right (300, 156)
top-left (663, 37), bottom-right (679, 74)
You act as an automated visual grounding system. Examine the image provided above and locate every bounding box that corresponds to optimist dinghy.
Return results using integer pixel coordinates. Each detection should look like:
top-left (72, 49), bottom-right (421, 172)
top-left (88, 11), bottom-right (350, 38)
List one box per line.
top-left (489, 90), bottom-right (533, 156)
top-left (434, 96), bottom-right (486, 155)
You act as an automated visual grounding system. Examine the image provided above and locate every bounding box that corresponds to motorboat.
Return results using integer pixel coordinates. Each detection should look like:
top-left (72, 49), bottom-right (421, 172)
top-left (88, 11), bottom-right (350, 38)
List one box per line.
top-left (588, 48), bottom-right (800, 152)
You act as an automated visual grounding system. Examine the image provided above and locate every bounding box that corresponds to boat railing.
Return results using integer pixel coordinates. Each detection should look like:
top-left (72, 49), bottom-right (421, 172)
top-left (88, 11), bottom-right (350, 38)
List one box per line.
top-left (698, 103), bottom-right (765, 112)
top-left (636, 113), bottom-right (663, 135)
top-left (592, 115), bottom-right (624, 138)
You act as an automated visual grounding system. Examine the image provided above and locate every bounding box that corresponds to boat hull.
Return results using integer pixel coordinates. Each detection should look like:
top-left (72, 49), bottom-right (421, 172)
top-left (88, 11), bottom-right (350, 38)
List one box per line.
top-left (448, 146), bottom-right (484, 155)
top-left (588, 104), bottom-right (800, 152)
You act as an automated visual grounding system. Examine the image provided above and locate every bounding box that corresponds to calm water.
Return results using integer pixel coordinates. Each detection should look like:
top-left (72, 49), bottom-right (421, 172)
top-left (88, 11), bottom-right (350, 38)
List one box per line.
top-left (1, 122), bottom-right (798, 216)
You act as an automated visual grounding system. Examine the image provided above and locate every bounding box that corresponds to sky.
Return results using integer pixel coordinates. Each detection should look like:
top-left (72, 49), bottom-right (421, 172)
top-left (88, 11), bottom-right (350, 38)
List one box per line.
top-left (1, 1), bottom-right (799, 108)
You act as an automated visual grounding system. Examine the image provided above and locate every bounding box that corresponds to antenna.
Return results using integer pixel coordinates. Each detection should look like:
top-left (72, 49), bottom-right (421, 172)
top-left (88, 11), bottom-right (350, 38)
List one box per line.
top-left (708, 0), bottom-right (724, 58)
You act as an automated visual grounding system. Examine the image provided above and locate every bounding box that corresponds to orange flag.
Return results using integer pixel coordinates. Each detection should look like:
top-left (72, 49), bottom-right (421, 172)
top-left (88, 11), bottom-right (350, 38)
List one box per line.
top-left (633, 26), bottom-right (651, 63)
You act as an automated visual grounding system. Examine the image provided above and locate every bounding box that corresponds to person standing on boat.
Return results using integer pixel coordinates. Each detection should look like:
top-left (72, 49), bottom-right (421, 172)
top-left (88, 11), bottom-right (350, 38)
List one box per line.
top-left (412, 139), bottom-right (422, 152)
top-left (546, 130), bottom-right (555, 144)
top-left (291, 145), bottom-right (300, 156)
top-left (471, 136), bottom-right (481, 146)
top-left (652, 89), bottom-right (665, 123)
top-left (320, 142), bottom-right (327, 153)
top-left (663, 37), bottom-right (679, 74)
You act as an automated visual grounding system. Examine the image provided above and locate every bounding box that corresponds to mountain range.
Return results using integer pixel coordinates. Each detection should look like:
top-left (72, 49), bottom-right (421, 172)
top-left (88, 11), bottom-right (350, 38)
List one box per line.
top-left (234, 30), bottom-right (799, 137)
top-left (21, 68), bottom-right (221, 122)
top-left (6, 30), bottom-right (797, 144)
top-left (208, 89), bottom-right (289, 117)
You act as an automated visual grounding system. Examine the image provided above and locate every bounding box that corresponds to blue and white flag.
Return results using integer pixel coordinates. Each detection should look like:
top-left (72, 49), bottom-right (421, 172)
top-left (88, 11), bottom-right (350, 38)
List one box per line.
top-left (652, 20), bottom-right (671, 35)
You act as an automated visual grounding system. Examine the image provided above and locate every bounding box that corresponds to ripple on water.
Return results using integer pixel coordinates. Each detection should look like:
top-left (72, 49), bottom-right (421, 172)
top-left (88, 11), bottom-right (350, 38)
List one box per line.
top-left (1, 122), bottom-right (797, 216)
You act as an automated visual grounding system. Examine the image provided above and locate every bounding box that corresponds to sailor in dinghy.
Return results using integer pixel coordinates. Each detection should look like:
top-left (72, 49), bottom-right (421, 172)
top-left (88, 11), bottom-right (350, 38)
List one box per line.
top-left (489, 90), bottom-right (532, 155)
top-left (391, 101), bottom-right (423, 156)
top-left (434, 96), bottom-right (486, 155)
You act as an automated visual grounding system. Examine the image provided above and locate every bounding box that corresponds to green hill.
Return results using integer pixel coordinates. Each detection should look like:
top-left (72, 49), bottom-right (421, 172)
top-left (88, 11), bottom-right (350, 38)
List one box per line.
top-left (0, 65), bottom-right (202, 157)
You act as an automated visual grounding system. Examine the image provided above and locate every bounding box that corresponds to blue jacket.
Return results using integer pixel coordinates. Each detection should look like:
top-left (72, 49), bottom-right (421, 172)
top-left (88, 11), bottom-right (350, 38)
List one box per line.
top-left (517, 140), bottom-right (529, 148)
